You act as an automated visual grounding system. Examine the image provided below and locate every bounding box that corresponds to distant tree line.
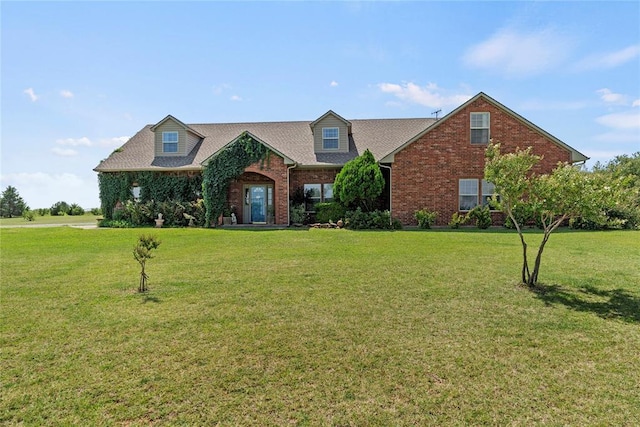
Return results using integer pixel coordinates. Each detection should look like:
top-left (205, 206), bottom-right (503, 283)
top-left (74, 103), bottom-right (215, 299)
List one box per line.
top-left (0, 186), bottom-right (102, 220)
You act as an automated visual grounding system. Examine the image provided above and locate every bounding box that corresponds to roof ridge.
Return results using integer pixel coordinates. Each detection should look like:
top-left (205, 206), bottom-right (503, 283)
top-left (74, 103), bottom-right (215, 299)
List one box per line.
top-left (185, 117), bottom-right (434, 126)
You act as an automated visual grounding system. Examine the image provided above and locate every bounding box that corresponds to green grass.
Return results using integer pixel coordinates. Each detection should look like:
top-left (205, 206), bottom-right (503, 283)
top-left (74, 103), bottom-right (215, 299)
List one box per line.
top-left (0, 214), bottom-right (101, 227)
top-left (1, 228), bottom-right (639, 425)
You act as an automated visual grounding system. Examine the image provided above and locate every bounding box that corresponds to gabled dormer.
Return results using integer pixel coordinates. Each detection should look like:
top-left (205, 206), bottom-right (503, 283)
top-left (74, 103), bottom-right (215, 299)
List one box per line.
top-left (150, 115), bottom-right (205, 157)
top-left (310, 110), bottom-right (351, 154)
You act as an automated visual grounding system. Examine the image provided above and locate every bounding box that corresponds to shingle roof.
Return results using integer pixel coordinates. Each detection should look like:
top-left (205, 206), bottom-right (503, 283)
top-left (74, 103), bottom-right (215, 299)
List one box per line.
top-left (93, 92), bottom-right (589, 173)
top-left (94, 117), bottom-right (436, 172)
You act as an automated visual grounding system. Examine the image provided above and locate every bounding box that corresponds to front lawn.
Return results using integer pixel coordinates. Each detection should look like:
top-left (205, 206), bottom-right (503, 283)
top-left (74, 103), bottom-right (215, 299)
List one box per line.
top-left (1, 228), bottom-right (638, 425)
top-left (0, 214), bottom-right (101, 227)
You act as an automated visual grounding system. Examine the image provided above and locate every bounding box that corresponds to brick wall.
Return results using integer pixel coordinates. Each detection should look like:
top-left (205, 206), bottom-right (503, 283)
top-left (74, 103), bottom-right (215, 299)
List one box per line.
top-left (228, 154), bottom-right (290, 225)
top-left (391, 97), bottom-right (572, 226)
top-left (289, 168), bottom-right (340, 197)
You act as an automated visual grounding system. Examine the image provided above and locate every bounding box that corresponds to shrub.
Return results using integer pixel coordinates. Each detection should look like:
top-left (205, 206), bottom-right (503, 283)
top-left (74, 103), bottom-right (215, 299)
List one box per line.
top-left (315, 202), bottom-right (345, 223)
top-left (467, 205), bottom-right (492, 229)
top-left (36, 208), bottom-right (50, 216)
top-left (503, 203), bottom-right (534, 229)
top-left (22, 209), bottom-right (35, 221)
top-left (68, 203), bottom-right (85, 216)
top-left (185, 199), bottom-right (206, 227)
top-left (448, 212), bottom-right (468, 229)
top-left (50, 201), bottom-right (70, 216)
top-left (99, 219), bottom-right (131, 228)
top-left (290, 203), bottom-right (306, 225)
top-left (100, 199), bottom-right (207, 228)
top-left (123, 200), bottom-right (154, 226)
top-left (90, 207), bottom-right (102, 216)
top-left (345, 208), bottom-right (401, 230)
top-left (414, 208), bottom-right (437, 229)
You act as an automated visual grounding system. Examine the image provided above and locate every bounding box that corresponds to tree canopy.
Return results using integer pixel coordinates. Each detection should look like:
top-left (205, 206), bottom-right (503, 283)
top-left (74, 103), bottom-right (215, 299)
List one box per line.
top-left (333, 149), bottom-right (385, 212)
top-left (0, 186), bottom-right (29, 218)
top-left (484, 142), bottom-right (630, 287)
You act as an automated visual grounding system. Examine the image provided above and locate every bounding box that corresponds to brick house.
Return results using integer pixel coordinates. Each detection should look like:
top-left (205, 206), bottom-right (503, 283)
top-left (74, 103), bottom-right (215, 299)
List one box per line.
top-left (94, 92), bottom-right (587, 226)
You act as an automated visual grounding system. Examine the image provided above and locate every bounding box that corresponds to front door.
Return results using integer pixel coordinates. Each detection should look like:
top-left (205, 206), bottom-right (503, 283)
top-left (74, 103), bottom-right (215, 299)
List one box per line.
top-left (244, 185), bottom-right (273, 224)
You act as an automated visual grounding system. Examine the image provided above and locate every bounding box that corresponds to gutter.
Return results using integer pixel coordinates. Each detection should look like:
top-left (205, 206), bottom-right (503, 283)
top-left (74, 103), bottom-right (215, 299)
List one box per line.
top-left (378, 163), bottom-right (392, 225)
top-left (287, 163), bottom-right (298, 226)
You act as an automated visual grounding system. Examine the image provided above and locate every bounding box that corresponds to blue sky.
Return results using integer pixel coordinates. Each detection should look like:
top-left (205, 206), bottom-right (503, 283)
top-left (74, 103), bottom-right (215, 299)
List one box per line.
top-left (2, 1), bottom-right (639, 209)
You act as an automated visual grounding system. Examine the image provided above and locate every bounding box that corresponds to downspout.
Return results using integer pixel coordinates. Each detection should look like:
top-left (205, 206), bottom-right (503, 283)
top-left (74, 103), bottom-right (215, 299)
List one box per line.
top-left (378, 163), bottom-right (392, 226)
top-left (287, 163), bottom-right (298, 226)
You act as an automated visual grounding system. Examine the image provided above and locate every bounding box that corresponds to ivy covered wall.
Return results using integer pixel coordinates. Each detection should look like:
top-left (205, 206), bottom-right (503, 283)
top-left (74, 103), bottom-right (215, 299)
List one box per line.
top-left (98, 134), bottom-right (274, 225)
top-left (98, 171), bottom-right (202, 220)
top-left (202, 133), bottom-right (270, 226)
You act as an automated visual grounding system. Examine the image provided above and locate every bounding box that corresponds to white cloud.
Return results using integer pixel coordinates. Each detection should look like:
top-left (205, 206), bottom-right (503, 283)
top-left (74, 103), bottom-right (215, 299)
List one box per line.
top-left (632, 99), bottom-right (640, 108)
top-left (212, 84), bottom-right (231, 95)
top-left (596, 88), bottom-right (627, 105)
top-left (378, 82), bottom-right (471, 109)
top-left (596, 111), bottom-right (640, 130)
top-left (98, 136), bottom-right (129, 148)
top-left (60, 90), bottom-right (74, 98)
top-left (576, 44), bottom-right (640, 70)
top-left (56, 137), bottom-right (92, 147)
top-left (462, 27), bottom-right (572, 77)
top-left (0, 172), bottom-right (99, 209)
top-left (23, 88), bottom-right (39, 102)
top-left (330, 81), bottom-right (339, 87)
top-left (230, 95), bottom-right (242, 101)
top-left (53, 136), bottom-right (129, 149)
top-left (519, 99), bottom-right (587, 111)
top-left (592, 131), bottom-right (640, 143)
top-left (51, 147), bottom-right (79, 157)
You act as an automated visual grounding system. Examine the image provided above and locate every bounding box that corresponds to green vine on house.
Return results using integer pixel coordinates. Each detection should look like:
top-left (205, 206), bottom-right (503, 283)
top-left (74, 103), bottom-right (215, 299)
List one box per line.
top-left (202, 133), bottom-right (269, 227)
top-left (98, 171), bottom-right (202, 220)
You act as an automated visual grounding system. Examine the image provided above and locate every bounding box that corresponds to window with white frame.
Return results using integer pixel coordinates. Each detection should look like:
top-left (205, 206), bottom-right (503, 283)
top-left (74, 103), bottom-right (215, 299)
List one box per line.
top-left (323, 183), bottom-right (334, 202)
top-left (303, 183), bottom-right (335, 210)
top-left (304, 184), bottom-right (321, 211)
top-left (470, 112), bottom-right (490, 144)
top-left (322, 127), bottom-right (339, 150)
top-left (481, 180), bottom-right (497, 208)
top-left (459, 179), bottom-right (499, 211)
top-left (459, 179), bottom-right (479, 211)
top-left (162, 131), bottom-right (179, 153)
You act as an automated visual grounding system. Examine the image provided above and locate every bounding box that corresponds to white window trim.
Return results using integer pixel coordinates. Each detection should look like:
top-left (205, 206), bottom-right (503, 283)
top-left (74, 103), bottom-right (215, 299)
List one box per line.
top-left (459, 178), bottom-right (500, 212)
top-left (162, 131), bottom-right (179, 153)
top-left (482, 179), bottom-right (500, 211)
top-left (322, 127), bottom-right (339, 150)
top-left (303, 183), bottom-right (335, 211)
top-left (459, 178), bottom-right (479, 211)
top-left (470, 112), bottom-right (490, 145)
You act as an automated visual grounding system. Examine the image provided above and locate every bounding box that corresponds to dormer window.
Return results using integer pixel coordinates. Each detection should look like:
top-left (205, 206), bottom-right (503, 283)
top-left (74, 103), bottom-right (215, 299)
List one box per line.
top-left (470, 112), bottom-right (490, 144)
top-left (322, 127), bottom-right (339, 150)
top-left (162, 131), bottom-right (179, 153)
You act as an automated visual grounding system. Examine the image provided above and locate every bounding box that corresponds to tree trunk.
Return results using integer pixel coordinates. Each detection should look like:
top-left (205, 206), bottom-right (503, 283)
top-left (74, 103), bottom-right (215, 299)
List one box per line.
top-left (139, 262), bottom-right (147, 292)
top-left (528, 216), bottom-right (566, 287)
top-left (510, 209), bottom-right (530, 285)
top-left (528, 235), bottom-right (547, 287)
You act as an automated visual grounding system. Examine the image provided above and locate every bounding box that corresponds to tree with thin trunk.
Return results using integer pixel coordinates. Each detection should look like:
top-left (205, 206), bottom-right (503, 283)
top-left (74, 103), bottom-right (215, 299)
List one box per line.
top-left (133, 235), bottom-right (161, 292)
top-left (484, 142), bottom-right (626, 288)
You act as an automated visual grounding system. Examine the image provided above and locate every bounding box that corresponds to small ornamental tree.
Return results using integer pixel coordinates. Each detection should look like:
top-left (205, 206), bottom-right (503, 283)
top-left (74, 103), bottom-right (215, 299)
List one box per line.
top-left (485, 142), bottom-right (628, 288)
top-left (133, 235), bottom-right (161, 292)
top-left (0, 186), bottom-right (29, 218)
top-left (333, 149), bottom-right (385, 212)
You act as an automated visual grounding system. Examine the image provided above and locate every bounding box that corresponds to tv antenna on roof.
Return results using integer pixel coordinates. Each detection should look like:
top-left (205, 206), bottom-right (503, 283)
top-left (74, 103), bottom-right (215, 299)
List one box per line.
top-left (432, 109), bottom-right (442, 120)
